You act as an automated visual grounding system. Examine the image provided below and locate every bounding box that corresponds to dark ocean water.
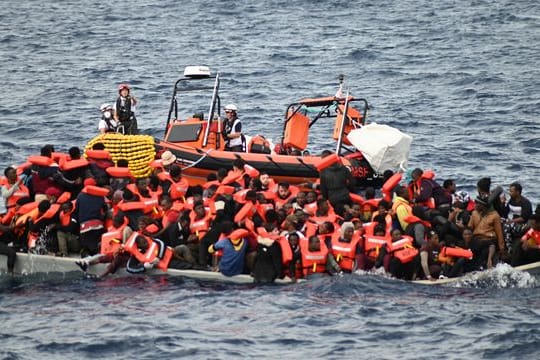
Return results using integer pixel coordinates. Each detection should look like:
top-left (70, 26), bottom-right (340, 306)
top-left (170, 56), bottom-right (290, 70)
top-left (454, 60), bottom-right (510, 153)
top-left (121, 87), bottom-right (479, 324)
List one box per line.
top-left (1, 0), bottom-right (540, 358)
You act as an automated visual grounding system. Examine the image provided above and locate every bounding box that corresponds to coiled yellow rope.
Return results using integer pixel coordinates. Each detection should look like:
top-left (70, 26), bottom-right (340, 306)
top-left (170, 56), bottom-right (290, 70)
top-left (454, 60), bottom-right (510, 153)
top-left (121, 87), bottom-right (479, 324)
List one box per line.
top-left (84, 133), bottom-right (156, 178)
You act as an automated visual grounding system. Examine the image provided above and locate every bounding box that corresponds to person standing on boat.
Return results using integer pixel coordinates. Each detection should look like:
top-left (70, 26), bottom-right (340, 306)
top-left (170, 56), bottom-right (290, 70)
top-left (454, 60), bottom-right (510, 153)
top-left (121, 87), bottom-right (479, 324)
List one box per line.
top-left (223, 104), bottom-right (245, 152)
top-left (318, 150), bottom-right (354, 217)
top-left (98, 103), bottom-right (118, 133)
top-left (113, 83), bottom-right (138, 135)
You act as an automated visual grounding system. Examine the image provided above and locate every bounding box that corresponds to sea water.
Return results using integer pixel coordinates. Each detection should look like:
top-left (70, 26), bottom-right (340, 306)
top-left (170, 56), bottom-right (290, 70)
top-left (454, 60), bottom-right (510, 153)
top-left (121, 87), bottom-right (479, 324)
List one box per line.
top-left (1, 0), bottom-right (539, 358)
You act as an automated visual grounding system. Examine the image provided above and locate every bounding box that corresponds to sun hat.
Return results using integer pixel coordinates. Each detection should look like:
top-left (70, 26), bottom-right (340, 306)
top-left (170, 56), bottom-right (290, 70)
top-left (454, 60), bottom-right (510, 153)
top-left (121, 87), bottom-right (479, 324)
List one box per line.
top-left (160, 151), bottom-right (177, 166)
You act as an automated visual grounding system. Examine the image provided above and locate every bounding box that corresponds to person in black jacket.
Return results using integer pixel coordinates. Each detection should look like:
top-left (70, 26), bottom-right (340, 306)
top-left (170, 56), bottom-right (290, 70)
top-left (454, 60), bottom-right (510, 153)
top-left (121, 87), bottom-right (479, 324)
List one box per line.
top-left (319, 150), bottom-right (354, 217)
top-left (252, 232), bottom-right (283, 284)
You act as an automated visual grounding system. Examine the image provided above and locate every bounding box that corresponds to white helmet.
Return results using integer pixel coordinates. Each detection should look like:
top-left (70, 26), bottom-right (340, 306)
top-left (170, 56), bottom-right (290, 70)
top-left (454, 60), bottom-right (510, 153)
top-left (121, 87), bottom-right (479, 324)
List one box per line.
top-left (224, 103), bottom-right (238, 112)
top-left (100, 103), bottom-right (113, 112)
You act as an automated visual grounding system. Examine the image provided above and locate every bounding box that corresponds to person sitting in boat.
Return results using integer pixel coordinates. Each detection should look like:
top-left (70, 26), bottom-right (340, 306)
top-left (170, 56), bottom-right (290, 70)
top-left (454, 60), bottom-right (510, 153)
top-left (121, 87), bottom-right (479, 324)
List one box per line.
top-left (56, 201), bottom-right (80, 257)
top-left (511, 213), bottom-right (540, 266)
top-left (501, 182), bottom-right (533, 254)
top-left (329, 222), bottom-right (364, 273)
top-left (392, 185), bottom-right (428, 248)
top-left (299, 235), bottom-right (341, 278)
top-left (160, 150), bottom-right (177, 171)
top-left (223, 103), bottom-right (245, 152)
top-left (76, 182), bottom-right (109, 256)
top-left (98, 103), bottom-right (118, 134)
top-left (252, 225), bottom-right (283, 284)
top-left (467, 195), bottom-right (505, 270)
top-left (408, 168), bottom-right (451, 212)
top-left (207, 221), bottom-right (248, 276)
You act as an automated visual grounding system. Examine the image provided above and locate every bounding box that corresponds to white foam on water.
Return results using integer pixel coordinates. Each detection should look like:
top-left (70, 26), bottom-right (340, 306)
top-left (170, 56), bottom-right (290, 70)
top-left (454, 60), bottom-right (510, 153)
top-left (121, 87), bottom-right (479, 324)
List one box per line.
top-left (451, 262), bottom-right (538, 289)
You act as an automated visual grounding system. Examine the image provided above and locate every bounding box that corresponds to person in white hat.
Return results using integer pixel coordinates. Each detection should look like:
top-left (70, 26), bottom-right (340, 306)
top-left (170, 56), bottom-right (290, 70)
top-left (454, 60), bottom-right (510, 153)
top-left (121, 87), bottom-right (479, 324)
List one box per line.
top-left (98, 103), bottom-right (119, 133)
top-left (160, 150), bottom-right (177, 169)
top-left (223, 103), bottom-right (245, 152)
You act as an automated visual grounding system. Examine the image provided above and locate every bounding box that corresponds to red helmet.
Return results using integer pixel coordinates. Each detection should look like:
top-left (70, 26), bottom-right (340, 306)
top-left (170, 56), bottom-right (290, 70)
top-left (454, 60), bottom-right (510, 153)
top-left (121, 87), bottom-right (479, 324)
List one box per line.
top-left (118, 83), bottom-right (131, 92)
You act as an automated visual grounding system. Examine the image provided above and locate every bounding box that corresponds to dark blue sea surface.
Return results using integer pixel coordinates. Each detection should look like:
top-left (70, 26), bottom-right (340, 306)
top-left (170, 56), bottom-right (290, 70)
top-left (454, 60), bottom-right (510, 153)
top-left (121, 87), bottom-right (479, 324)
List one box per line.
top-left (1, 0), bottom-right (539, 358)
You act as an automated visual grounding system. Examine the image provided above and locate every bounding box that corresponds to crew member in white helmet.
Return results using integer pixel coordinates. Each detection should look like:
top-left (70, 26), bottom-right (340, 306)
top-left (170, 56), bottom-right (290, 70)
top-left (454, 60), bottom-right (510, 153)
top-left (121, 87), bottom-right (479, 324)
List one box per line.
top-left (98, 103), bottom-right (119, 133)
top-left (223, 103), bottom-right (245, 152)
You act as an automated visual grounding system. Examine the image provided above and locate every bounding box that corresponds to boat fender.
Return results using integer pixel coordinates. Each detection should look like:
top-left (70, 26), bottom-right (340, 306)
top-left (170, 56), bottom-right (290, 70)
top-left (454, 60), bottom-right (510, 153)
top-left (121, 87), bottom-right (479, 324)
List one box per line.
top-left (315, 153), bottom-right (341, 172)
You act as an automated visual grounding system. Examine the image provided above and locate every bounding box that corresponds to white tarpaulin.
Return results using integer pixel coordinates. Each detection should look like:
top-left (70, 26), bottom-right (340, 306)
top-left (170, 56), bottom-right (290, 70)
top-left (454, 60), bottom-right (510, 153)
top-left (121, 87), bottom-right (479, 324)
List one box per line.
top-left (347, 123), bottom-right (413, 172)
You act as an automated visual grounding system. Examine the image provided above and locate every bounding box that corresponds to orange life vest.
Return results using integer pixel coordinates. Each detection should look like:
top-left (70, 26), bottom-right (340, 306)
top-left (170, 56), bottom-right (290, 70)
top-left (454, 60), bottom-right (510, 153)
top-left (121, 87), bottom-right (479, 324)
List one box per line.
top-left (123, 232), bottom-right (173, 271)
top-left (331, 233), bottom-right (361, 271)
top-left (189, 211), bottom-right (212, 239)
top-left (0, 179), bottom-right (30, 209)
top-left (522, 228), bottom-right (540, 246)
top-left (299, 238), bottom-right (329, 276)
top-left (364, 235), bottom-right (391, 260)
top-left (100, 221), bottom-right (128, 255)
top-left (388, 236), bottom-right (418, 264)
top-left (27, 204), bottom-right (60, 248)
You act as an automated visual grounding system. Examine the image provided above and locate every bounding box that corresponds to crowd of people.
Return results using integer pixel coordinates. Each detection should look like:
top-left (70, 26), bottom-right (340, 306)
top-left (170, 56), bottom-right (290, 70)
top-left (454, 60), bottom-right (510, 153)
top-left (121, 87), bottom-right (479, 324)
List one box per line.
top-left (1, 131), bottom-right (539, 282)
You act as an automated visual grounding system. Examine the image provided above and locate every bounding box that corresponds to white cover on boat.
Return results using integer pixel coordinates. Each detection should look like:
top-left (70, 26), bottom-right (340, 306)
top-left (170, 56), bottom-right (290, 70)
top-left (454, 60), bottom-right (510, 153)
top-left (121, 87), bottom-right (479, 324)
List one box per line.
top-left (347, 123), bottom-right (413, 172)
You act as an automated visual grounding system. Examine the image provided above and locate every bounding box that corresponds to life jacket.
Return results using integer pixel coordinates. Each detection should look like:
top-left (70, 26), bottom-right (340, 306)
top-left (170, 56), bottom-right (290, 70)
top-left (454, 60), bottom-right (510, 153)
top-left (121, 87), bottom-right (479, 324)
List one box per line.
top-left (0, 178), bottom-right (30, 209)
top-left (126, 184), bottom-right (159, 215)
top-left (189, 211), bottom-right (212, 239)
top-left (59, 206), bottom-right (76, 227)
top-left (316, 153), bottom-right (341, 172)
top-left (364, 235), bottom-right (391, 260)
top-left (439, 246), bottom-right (473, 260)
top-left (106, 167), bottom-right (132, 178)
top-left (27, 155), bottom-right (54, 167)
top-left (233, 189), bottom-right (251, 204)
top-left (169, 177), bottom-right (190, 201)
top-left (221, 169), bottom-right (244, 185)
top-left (331, 233), bottom-right (361, 271)
top-left (234, 202), bottom-right (258, 224)
top-left (81, 185), bottom-right (110, 197)
top-left (408, 171), bottom-right (436, 209)
top-left (522, 228), bottom-right (540, 246)
top-left (100, 221), bottom-right (128, 255)
top-left (248, 135), bottom-right (271, 154)
top-left (243, 164), bottom-right (260, 178)
top-left (382, 172), bottom-right (402, 202)
top-left (86, 149), bottom-right (112, 160)
top-left (299, 238), bottom-right (329, 276)
top-left (117, 201), bottom-right (146, 213)
top-left (60, 158), bottom-right (89, 172)
top-left (391, 196), bottom-right (414, 232)
top-left (116, 96), bottom-right (134, 122)
top-left (56, 191), bottom-right (72, 204)
top-left (256, 203), bottom-right (274, 221)
top-left (388, 236), bottom-right (418, 264)
top-left (27, 204), bottom-right (60, 248)
top-left (123, 232), bottom-right (173, 271)
top-left (303, 202), bottom-right (318, 216)
top-left (350, 192), bottom-right (366, 205)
